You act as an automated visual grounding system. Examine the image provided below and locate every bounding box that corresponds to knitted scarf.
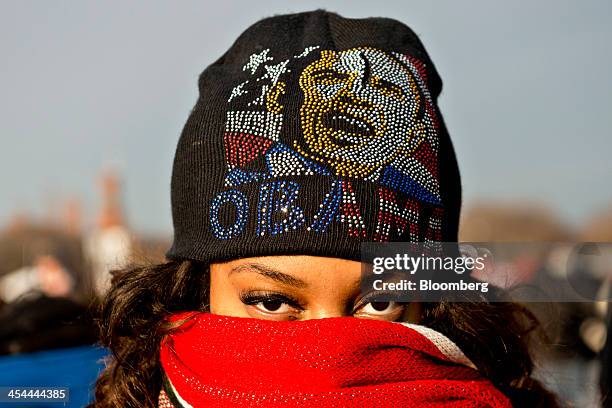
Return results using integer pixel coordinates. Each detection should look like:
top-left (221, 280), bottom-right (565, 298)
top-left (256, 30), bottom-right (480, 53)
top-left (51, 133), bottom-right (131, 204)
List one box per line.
top-left (159, 313), bottom-right (510, 407)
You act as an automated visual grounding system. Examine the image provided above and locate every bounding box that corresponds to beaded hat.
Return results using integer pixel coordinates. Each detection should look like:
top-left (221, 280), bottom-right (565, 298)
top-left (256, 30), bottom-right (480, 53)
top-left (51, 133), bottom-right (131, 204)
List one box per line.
top-left (167, 10), bottom-right (462, 264)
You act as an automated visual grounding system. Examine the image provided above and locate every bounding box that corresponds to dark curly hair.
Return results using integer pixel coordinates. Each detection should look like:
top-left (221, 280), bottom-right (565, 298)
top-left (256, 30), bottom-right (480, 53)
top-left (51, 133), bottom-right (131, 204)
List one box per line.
top-left (90, 260), bottom-right (559, 407)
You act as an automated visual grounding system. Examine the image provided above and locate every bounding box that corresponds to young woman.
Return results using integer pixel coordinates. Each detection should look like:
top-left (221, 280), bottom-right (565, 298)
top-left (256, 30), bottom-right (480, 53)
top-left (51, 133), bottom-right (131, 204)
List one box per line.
top-left (92, 10), bottom-right (558, 407)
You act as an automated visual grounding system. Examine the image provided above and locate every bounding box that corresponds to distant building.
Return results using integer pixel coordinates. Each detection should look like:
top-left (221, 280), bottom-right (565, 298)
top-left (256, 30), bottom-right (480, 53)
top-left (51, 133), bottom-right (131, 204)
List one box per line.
top-left (85, 171), bottom-right (132, 297)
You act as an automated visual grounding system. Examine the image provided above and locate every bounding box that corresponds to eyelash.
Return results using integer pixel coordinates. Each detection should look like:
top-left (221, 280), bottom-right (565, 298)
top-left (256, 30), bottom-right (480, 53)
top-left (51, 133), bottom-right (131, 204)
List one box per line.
top-left (353, 292), bottom-right (404, 313)
top-left (239, 290), bottom-right (304, 311)
top-left (239, 290), bottom-right (404, 315)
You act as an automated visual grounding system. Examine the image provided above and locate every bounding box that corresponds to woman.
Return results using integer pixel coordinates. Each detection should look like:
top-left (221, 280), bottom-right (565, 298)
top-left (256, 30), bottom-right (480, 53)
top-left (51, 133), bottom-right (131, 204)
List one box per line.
top-left (92, 10), bottom-right (558, 407)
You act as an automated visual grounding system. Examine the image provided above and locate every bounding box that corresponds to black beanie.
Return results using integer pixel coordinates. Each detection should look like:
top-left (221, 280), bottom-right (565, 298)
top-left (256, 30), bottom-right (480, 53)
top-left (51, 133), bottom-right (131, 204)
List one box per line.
top-left (167, 10), bottom-right (462, 264)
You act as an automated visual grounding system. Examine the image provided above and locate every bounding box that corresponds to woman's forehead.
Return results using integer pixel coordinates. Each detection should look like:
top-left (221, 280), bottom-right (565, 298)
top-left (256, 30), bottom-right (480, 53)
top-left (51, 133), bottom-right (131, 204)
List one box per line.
top-left (216, 255), bottom-right (361, 269)
top-left (214, 255), bottom-right (362, 282)
top-left (212, 256), bottom-right (363, 299)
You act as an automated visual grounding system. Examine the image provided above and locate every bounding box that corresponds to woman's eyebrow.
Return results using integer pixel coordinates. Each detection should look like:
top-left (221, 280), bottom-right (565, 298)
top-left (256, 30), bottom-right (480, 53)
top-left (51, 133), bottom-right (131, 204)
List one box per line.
top-left (229, 263), bottom-right (308, 288)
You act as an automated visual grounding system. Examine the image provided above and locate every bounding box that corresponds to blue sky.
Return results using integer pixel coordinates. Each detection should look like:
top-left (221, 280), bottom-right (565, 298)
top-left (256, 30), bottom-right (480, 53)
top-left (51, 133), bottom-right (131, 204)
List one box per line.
top-left (1, 0), bottom-right (610, 236)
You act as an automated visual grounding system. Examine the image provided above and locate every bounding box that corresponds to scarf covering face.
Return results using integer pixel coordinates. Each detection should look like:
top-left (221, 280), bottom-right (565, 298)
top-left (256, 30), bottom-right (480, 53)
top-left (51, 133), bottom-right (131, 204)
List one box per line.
top-left (159, 313), bottom-right (511, 408)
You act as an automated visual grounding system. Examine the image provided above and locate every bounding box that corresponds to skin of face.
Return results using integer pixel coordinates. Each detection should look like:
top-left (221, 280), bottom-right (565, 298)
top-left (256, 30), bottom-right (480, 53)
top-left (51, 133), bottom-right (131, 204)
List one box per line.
top-left (296, 48), bottom-right (425, 179)
top-left (210, 255), bottom-right (420, 322)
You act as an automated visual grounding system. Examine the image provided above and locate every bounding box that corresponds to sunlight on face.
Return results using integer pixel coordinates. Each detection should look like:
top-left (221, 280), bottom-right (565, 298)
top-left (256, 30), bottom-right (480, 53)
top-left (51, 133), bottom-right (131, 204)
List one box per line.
top-left (210, 255), bottom-right (420, 322)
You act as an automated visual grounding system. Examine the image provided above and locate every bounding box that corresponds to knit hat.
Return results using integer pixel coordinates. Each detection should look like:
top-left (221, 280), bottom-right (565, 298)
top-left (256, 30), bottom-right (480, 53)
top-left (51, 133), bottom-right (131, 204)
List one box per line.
top-left (167, 10), bottom-right (461, 264)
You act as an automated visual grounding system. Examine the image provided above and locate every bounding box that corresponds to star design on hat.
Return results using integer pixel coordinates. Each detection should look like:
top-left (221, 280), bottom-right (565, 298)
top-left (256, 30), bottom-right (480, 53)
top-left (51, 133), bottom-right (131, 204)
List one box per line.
top-left (228, 80), bottom-right (249, 102)
top-left (261, 59), bottom-right (290, 86)
top-left (248, 84), bottom-right (270, 106)
top-left (294, 45), bottom-right (320, 59)
top-left (243, 49), bottom-right (273, 75)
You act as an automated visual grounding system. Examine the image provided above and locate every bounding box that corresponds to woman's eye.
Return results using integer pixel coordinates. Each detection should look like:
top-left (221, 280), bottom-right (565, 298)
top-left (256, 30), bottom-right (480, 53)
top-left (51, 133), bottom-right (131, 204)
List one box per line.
top-left (361, 301), bottom-right (396, 315)
top-left (353, 290), bottom-right (406, 319)
top-left (256, 299), bottom-right (290, 313)
top-left (239, 292), bottom-right (301, 317)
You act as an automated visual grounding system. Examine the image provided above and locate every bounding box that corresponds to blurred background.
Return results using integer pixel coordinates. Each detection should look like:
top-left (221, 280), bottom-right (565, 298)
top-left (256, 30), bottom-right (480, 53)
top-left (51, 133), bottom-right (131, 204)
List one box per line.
top-left (0, 1), bottom-right (610, 407)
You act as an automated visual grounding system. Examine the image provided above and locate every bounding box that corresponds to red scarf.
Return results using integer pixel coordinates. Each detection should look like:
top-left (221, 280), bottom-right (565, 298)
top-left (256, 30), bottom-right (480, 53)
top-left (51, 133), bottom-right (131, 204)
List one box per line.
top-left (159, 313), bottom-right (510, 408)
